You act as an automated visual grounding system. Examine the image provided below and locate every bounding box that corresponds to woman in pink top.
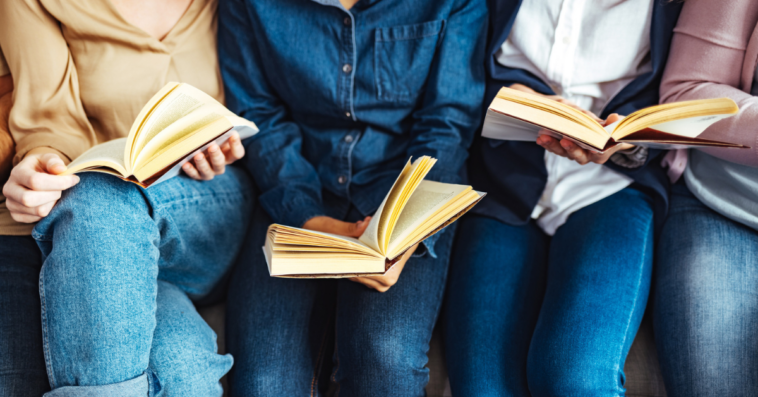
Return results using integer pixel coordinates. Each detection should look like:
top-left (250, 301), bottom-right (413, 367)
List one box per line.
top-left (655, 1), bottom-right (758, 396)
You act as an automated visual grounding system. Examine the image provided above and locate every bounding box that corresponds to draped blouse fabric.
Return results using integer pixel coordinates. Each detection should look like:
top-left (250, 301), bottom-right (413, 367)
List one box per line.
top-left (0, 0), bottom-right (223, 235)
top-left (495, 0), bottom-right (653, 235)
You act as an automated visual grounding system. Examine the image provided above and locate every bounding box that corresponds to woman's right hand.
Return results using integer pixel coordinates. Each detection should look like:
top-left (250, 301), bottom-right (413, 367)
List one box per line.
top-left (302, 215), bottom-right (371, 238)
top-left (3, 148), bottom-right (80, 223)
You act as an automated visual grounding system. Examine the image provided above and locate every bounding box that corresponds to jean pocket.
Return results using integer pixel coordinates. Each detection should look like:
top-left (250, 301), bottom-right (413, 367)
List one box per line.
top-left (374, 20), bottom-right (445, 104)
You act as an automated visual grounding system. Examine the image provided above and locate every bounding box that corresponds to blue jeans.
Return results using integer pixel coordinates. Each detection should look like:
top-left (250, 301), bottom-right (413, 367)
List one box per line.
top-left (444, 187), bottom-right (654, 396)
top-left (654, 181), bottom-right (758, 397)
top-left (32, 170), bottom-right (254, 397)
top-left (0, 235), bottom-right (50, 396)
top-left (226, 205), bottom-right (455, 397)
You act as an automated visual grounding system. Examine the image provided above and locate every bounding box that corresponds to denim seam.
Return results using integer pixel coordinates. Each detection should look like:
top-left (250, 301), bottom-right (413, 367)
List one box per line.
top-left (615, 219), bottom-right (652, 393)
top-left (330, 328), bottom-right (341, 397)
top-left (310, 321), bottom-right (331, 397)
top-left (39, 263), bottom-right (58, 389)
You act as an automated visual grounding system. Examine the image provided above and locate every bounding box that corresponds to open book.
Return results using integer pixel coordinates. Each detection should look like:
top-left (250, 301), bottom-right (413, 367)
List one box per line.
top-left (482, 86), bottom-right (746, 152)
top-left (62, 82), bottom-right (258, 187)
top-left (263, 156), bottom-right (485, 278)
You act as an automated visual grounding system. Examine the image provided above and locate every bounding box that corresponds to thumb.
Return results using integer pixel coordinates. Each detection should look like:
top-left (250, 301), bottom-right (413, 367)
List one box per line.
top-left (605, 113), bottom-right (623, 126)
top-left (41, 153), bottom-right (67, 175)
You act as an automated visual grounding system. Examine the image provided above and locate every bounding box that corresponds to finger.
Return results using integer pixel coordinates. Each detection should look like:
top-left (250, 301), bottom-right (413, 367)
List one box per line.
top-left (8, 209), bottom-right (41, 223)
top-left (539, 136), bottom-right (569, 157)
top-left (4, 183), bottom-right (61, 209)
top-left (605, 113), bottom-right (623, 126)
top-left (42, 153), bottom-right (68, 175)
top-left (182, 163), bottom-right (202, 180)
top-left (226, 133), bottom-right (245, 163)
top-left (206, 144), bottom-right (226, 174)
top-left (354, 216), bottom-right (371, 236)
top-left (6, 195), bottom-right (57, 217)
top-left (192, 153), bottom-right (215, 180)
top-left (14, 166), bottom-right (79, 192)
top-left (560, 140), bottom-right (589, 165)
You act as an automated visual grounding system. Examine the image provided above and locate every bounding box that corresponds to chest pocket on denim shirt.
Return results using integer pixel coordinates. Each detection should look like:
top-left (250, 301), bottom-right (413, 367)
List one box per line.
top-left (374, 20), bottom-right (445, 104)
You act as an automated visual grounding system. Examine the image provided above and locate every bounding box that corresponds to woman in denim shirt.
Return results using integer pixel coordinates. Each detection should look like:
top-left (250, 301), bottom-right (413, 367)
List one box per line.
top-left (218, 0), bottom-right (486, 395)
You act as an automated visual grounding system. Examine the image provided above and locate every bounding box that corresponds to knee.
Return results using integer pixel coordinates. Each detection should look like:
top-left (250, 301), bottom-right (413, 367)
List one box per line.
top-left (527, 352), bottom-right (622, 397)
top-left (57, 173), bottom-right (146, 219)
top-left (338, 333), bottom-right (429, 395)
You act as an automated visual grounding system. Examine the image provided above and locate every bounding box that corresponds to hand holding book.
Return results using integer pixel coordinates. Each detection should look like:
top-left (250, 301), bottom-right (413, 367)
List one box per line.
top-left (537, 113), bottom-right (635, 165)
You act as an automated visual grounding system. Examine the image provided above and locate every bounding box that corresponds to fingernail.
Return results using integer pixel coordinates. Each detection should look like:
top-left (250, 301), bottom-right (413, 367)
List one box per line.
top-left (183, 163), bottom-right (191, 169)
top-left (356, 221), bottom-right (363, 227)
top-left (195, 154), bottom-right (203, 161)
top-left (73, 176), bottom-right (80, 183)
top-left (209, 145), bottom-right (218, 152)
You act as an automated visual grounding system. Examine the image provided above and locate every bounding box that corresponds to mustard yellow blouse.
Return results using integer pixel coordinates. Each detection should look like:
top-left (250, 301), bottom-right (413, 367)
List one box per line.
top-left (0, 0), bottom-right (223, 235)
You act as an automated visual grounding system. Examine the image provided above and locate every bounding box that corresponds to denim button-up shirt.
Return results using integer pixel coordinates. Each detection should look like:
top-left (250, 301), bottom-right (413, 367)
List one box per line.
top-left (219, 0), bottom-right (486, 254)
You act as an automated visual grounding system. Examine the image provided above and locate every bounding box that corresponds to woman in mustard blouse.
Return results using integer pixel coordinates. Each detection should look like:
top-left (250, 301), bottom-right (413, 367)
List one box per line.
top-left (0, 0), bottom-right (252, 395)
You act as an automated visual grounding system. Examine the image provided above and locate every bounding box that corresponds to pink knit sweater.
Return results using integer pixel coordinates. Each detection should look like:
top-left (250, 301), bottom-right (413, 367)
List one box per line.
top-left (660, 0), bottom-right (758, 181)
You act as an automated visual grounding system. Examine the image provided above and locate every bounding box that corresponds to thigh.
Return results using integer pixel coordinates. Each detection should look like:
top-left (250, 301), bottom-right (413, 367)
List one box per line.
top-left (149, 280), bottom-right (232, 397)
top-left (226, 206), bottom-right (336, 397)
top-left (528, 187), bottom-right (654, 397)
top-left (331, 222), bottom-right (456, 397)
top-left (654, 182), bottom-right (758, 397)
top-left (444, 214), bottom-right (548, 397)
top-left (146, 167), bottom-right (255, 298)
top-left (0, 235), bottom-right (50, 397)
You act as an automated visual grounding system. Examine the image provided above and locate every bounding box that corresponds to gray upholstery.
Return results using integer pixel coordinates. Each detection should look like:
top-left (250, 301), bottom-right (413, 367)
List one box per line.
top-left (198, 304), bottom-right (667, 397)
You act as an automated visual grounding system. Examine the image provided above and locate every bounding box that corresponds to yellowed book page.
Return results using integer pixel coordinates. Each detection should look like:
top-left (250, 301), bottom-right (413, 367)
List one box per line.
top-left (132, 118), bottom-right (232, 181)
top-left (489, 98), bottom-right (610, 149)
top-left (611, 97), bottom-right (739, 140)
top-left (130, 87), bottom-right (206, 168)
top-left (495, 87), bottom-right (607, 133)
top-left (388, 190), bottom-right (482, 259)
top-left (125, 82), bottom-right (181, 169)
top-left (359, 159), bottom-right (413, 253)
top-left (64, 138), bottom-right (129, 177)
top-left (133, 109), bottom-right (223, 170)
top-left (271, 225), bottom-right (381, 257)
top-left (386, 180), bottom-right (470, 257)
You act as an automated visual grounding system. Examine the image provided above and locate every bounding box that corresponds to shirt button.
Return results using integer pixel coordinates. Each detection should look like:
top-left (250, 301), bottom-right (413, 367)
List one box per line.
top-left (342, 64), bottom-right (352, 74)
top-left (338, 175), bottom-right (347, 184)
top-left (345, 112), bottom-right (351, 118)
top-left (343, 17), bottom-right (351, 26)
top-left (344, 135), bottom-right (354, 143)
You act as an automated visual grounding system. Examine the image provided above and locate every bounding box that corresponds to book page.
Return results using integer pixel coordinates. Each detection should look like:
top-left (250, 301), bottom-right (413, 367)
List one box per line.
top-left (611, 97), bottom-right (738, 140)
top-left (488, 97), bottom-right (610, 150)
top-left (130, 89), bottom-right (204, 167)
top-left (359, 159), bottom-right (413, 253)
top-left (386, 180), bottom-right (470, 257)
top-left (64, 138), bottom-right (128, 177)
top-left (358, 156), bottom-right (435, 255)
top-left (481, 109), bottom-right (542, 141)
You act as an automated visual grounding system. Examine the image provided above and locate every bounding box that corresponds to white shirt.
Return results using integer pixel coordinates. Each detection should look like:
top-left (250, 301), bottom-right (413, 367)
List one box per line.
top-left (495, 0), bottom-right (653, 235)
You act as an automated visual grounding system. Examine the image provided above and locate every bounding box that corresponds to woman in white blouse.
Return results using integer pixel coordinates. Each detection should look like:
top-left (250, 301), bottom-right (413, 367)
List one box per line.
top-left (443, 0), bottom-right (683, 395)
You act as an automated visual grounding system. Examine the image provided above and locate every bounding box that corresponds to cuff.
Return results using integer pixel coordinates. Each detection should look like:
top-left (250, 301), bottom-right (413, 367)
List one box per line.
top-left (610, 146), bottom-right (648, 169)
top-left (414, 230), bottom-right (441, 259)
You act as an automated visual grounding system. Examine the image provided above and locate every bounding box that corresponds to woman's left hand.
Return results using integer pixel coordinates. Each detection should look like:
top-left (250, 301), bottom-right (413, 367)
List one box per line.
top-left (349, 243), bottom-right (418, 293)
top-left (182, 132), bottom-right (245, 180)
top-left (536, 113), bottom-right (634, 165)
